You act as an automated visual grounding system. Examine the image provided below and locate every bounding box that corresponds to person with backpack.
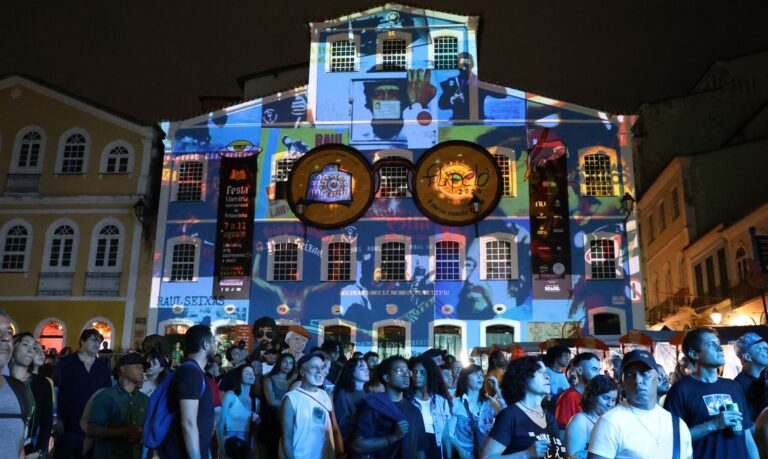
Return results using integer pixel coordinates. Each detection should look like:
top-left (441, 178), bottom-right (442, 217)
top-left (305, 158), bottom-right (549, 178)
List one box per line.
top-left (148, 324), bottom-right (215, 459)
top-left (0, 310), bottom-right (28, 459)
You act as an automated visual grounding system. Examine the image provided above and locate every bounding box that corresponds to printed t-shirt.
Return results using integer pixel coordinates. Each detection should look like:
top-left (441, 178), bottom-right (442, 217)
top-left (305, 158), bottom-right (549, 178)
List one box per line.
top-left (589, 401), bottom-right (692, 459)
top-left (158, 361), bottom-right (214, 459)
top-left (664, 375), bottom-right (752, 459)
top-left (488, 403), bottom-right (565, 458)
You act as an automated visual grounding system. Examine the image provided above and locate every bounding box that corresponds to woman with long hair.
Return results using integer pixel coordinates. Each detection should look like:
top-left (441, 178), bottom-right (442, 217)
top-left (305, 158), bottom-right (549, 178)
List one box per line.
top-left (564, 375), bottom-right (617, 459)
top-left (219, 365), bottom-right (261, 459)
top-left (140, 349), bottom-right (170, 397)
top-left (482, 356), bottom-right (566, 459)
top-left (11, 333), bottom-right (54, 459)
top-left (445, 364), bottom-right (501, 459)
top-left (408, 355), bottom-right (453, 459)
top-left (333, 356), bottom-right (369, 445)
top-left (261, 352), bottom-right (296, 458)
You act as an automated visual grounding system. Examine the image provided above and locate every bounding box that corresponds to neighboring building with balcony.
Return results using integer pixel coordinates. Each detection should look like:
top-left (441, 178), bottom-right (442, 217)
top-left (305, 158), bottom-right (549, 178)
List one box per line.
top-left (0, 75), bottom-right (163, 351)
top-left (636, 51), bottom-right (768, 329)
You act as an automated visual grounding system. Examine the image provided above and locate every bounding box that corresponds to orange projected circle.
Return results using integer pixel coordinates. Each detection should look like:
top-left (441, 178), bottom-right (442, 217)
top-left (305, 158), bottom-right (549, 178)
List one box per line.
top-left (287, 144), bottom-right (373, 229)
top-left (413, 141), bottom-right (502, 226)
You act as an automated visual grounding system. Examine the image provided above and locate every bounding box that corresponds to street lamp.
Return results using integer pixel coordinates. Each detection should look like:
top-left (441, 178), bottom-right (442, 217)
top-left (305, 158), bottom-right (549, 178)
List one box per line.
top-left (710, 310), bottom-right (723, 325)
top-left (295, 197), bottom-right (308, 240)
top-left (469, 193), bottom-right (483, 238)
top-left (620, 192), bottom-right (636, 224)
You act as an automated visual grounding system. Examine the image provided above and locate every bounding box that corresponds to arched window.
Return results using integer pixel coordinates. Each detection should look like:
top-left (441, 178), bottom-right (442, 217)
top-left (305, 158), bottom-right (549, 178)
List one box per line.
top-left (100, 141), bottom-right (134, 174)
top-left (736, 247), bottom-right (749, 284)
top-left (578, 147), bottom-right (619, 197)
top-left (46, 224), bottom-right (77, 271)
top-left (37, 319), bottom-right (66, 352)
top-left (1, 222), bottom-right (30, 271)
top-left (91, 223), bottom-right (122, 271)
top-left (14, 130), bottom-right (44, 171)
top-left (57, 131), bottom-right (88, 174)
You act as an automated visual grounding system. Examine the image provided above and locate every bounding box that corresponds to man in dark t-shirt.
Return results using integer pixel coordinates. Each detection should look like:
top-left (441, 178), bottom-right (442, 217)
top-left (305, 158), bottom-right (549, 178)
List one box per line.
top-left (158, 325), bottom-right (215, 459)
top-left (664, 327), bottom-right (759, 459)
top-left (352, 356), bottom-right (426, 459)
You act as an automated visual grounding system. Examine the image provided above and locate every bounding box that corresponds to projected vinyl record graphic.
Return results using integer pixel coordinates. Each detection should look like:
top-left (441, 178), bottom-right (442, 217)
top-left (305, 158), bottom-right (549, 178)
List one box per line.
top-left (287, 144), bottom-right (373, 229)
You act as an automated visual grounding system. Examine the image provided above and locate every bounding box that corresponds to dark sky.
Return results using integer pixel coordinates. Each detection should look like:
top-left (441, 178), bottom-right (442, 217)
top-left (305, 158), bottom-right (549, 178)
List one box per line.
top-left (3, 0), bottom-right (767, 122)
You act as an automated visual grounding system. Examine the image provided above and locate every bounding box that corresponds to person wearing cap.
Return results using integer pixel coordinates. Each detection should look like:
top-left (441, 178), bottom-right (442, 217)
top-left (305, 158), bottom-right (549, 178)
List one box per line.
top-left (280, 352), bottom-right (337, 459)
top-left (588, 349), bottom-right (693, 458)
top-left (283, 325), bottom-right (311, 361)
top-left (734, 332), bottom-right (768, 424)
top-left (86, 353), bottom-right (149, 459)
top-left (664, 327), bottom-right (759, 459)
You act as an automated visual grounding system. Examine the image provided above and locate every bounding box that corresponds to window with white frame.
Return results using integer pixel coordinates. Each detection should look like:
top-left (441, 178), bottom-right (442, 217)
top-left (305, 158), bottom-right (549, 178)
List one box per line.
top-left (433, 36), bottom-right (459, 70)
top-left (329, 38), bottom-right (358, 72)
top-left (327, 242), bottom-right (352, 281)
top-left (493, 151), bottom-right (515, 197)
top-left (268, 237), bottom-right (302, 281)
top-left (377, 32), bottom-right (411, 71)
top-left (430, 234), bottom-right (466, 281)
top-left (479, 233), bottom-right (518, 280)
top-left (175, 160), bottom-right (204, 201)
top-left (582, 151), bottom-right (612, 196)
top-left (1, 223), bottom-right (30, 271)
top-left (47, 225), bottom-right (76, 270)
top-left (101, 142), bottom-right (133, 174)
top-left (378, 163), bottom-right (409, 198)
top-left (15, 130), bottom-right (43, 171)
top-left (375, 235), bottom-right (410, 281)
top-left (170, 242), bottom-right (197, 282)
top-left (586, 234), bottom-right (622, 280)
top-left (58, 133), bottom-right (87, 173)
top-left (93, 224), bottom-right (121, 269)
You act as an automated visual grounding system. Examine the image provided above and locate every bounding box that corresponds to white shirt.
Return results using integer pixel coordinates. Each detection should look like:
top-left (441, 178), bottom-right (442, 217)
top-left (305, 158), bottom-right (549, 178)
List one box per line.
top-left (281, 387), bottom-right (334, 459)
top-left (416, 398), bottom-right (435, 434)
top-left (589, 402), bottom-right (693, 459)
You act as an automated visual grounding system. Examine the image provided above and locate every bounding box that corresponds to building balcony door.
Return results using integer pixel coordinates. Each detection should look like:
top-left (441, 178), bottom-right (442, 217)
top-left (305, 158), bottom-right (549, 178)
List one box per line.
top-left (324, 325), bottom-right (352, 354)
top-left (485, 325), bottom-right (515, 347)
top-left (377, 326), bottom-right (405, 359)
top-left (433, 325), bottom-right (461, 358)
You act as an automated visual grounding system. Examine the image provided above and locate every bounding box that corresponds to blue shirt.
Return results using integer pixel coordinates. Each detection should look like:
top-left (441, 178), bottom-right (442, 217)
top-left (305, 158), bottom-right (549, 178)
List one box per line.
top-left (664, 375), bottom-right (753, 459)
top-left (53, 353), bottom-right (112, 433)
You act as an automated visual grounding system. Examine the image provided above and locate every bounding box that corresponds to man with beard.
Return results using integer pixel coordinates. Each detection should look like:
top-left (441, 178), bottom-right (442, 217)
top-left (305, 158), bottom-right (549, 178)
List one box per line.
top-left (353, 356), bottom-right (426, 459)
top-left (280, 352), bottom-right (336, 459)
top-left (252, 316), bottom-right (277, 360)
top-left (158, 324), bottom-right (216, 459)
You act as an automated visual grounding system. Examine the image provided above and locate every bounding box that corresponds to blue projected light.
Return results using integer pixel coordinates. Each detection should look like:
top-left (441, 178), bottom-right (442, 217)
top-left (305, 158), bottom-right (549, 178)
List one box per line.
top-left (305, 164), bottom-right (353, 205)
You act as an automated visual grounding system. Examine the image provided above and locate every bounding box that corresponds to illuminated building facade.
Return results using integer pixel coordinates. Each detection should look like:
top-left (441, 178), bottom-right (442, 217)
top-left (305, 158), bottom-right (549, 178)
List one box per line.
top-left (151, 4), bottom-right (643, 357)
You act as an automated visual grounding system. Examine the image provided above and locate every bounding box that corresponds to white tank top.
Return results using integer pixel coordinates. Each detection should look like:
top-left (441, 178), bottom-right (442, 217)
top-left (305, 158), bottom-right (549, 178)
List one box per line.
top-left (282, 387), bottom-right (333, 459)
top-left (224, 392), bottom-right (252, 434)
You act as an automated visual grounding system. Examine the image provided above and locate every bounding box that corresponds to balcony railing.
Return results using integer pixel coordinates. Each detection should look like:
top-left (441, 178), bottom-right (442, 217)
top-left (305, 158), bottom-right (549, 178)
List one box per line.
top-left (38, 272), bottom-right (73, 296)
top-left (4, 174), bottom-right (40, 193)
top-left (647, 289), bottom-right (693, 324)
top-left (84, 272), bottom-right (121, 296)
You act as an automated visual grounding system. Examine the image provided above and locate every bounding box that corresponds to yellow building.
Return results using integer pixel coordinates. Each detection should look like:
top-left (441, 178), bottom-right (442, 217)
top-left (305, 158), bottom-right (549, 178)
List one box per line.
top-left (0, 75), bottom-right (163, 352)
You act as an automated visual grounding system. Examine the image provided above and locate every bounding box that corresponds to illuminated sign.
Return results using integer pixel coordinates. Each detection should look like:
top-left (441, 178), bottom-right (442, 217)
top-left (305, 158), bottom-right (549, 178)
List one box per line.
top-left (287, 144), bottom-right (373, 229)
top-left (413, 141), bottom-right (501, 226)
top-left (306, 164), bottom-right (353, 205)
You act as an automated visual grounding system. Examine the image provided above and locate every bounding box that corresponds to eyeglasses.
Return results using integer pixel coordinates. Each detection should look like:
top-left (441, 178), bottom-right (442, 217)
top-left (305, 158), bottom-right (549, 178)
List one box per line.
top-left (394, 368), bottom-right (412, 377)
top-left (255, 330), bottom-right (274, 339)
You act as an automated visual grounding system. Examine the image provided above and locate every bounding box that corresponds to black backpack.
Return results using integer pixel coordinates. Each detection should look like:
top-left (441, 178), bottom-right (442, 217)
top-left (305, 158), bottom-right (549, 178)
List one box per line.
top-left (0, 376), bottom-right (30, 427)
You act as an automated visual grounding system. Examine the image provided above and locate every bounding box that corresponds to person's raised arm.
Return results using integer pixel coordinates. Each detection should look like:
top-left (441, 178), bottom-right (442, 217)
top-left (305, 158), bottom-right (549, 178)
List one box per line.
top-left (179, 399), bottom-right (201, 459)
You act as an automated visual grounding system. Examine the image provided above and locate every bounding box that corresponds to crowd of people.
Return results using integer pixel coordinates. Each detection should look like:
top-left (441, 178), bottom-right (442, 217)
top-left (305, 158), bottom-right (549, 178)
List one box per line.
top-left (1, 306), bottom-right (768, 458)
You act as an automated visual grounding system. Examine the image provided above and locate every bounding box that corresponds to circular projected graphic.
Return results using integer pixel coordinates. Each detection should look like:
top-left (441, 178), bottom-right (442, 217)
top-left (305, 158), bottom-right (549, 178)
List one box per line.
top-left (413, 141), bottom-right (502, 226)
top-left (287, 144), bottom-right (374, 229)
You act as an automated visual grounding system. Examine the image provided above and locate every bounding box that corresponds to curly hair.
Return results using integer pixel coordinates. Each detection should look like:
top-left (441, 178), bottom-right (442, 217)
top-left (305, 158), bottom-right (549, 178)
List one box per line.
top-left (407, 355), bottom-right (451, 404)
top-left (455, 364), bottom-right (488, 402)
top-left (500, 355), bottom-right (541, 404)
top-left (378, 355), bottom-right (408, 386)
top-left (580, 374), bottom-right (618, 413)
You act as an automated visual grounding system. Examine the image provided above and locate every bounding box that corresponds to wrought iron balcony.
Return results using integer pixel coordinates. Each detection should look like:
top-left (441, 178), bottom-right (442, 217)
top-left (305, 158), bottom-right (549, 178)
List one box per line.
top-left (84, 272), bottom-right (122, 296)
top-left (38, 272), bottom-right (73, 296)
top-left (4, 174), bottom-right (40, 193)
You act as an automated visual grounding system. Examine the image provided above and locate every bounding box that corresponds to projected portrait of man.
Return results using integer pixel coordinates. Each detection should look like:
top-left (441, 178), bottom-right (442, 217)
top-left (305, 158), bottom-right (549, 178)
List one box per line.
top-left (252, 316), bottom-right (277, 356)
top-left (438, 52), bottom-right (504, 120)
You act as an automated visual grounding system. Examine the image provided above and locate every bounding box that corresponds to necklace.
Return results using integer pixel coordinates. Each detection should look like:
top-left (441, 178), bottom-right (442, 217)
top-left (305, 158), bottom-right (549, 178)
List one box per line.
top-left (628, 404), bottom-right (660, 445)
top-left (516, 401), bottom-right (545, 418)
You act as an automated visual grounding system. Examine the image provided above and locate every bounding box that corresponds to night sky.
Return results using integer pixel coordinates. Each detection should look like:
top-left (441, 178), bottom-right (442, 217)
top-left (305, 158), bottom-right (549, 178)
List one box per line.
top-left (3, 0), bottom-right (767, 122)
